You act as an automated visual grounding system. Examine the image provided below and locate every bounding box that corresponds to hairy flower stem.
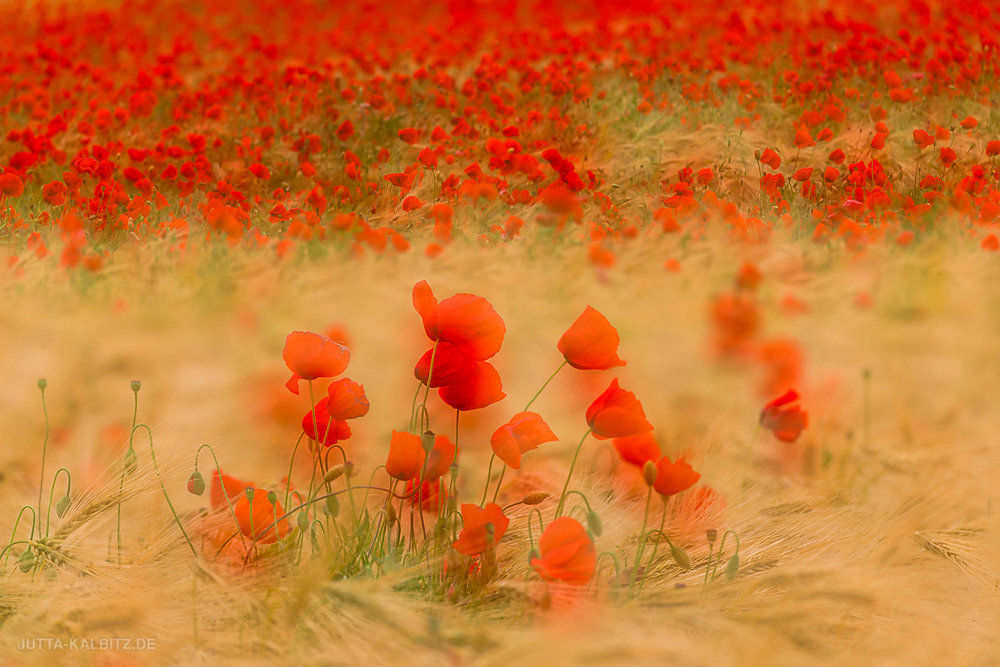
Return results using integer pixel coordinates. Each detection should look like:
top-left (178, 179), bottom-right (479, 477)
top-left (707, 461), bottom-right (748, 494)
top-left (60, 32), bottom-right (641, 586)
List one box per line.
top-left (132, 423), bottom-right (197, 556)
top-left (555, 428), bottom-right (593, 518)
top-left (522, 360), bottom-right (567, 412)
top-left (630, 486), bottom-right (653, 596)
top-left (36, 382), bottom-right (49, 539)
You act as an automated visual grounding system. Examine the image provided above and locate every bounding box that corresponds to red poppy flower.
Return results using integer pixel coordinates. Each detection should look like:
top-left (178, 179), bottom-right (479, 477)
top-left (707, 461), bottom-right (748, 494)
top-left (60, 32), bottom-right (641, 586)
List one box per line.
top-left (385, 430), bottom-right (425, 481)
top-left (282, 331), bottom-right (350, 395)
top-left (325, 378), bottom-right (369, 419)
top-left (612, 431), bottom-right (661, 466)
top-left (585, 379), bottom-right (653, 440)
top-left (530, 517), bottom-right (596, 585)
top-left (652, 457), bottom-right (701, 496)
top-left (438, 360), bottom-right (506, 411)
top-left (557, 306), bottom-right (626, 370)
top-left (423, 433), bottom-right (457, 480)
top-left (0, 173), bottom-right (24, 197)
top-left (759, 389), bottom-right (808, 442)
top-left (302, 398), bottom-right (352, 446)
top-left (412, 280), bottom-right (505, 361)
top-left (490, 411), bottom-right (557, 469)
top-left (452, 503), bottom-right (509, 556)
top-left (413, 342), bottom-right (476, 387)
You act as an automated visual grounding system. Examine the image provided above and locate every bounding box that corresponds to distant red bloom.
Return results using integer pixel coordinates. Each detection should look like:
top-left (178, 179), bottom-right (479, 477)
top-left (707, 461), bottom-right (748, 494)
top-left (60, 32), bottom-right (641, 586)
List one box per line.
top-left (452, 503), bottom-right (509, 556)
top-left (530, 517), bottom-right (596, 585)
top-left (490, 411), bottom-right (557, 469)
top-left (612, 432), bottom-right (661, 466)
top-left (759, 389), bottom-right (808, 442)
top-left (652, 457), bottom-right (701, 496)
top-left (282, 331), bottom-right (350, 395)
top-left (557, 306), bottom-right (626, 370)
top-left (586, 379), bottom-right (653, 440)
top-left (0, 173), bottom-right (24, 197)
top-left (940, 147), bottom-right (957, 166)
top-left (398, 127), bottom-right (421, 144)
top-left (759, 148), bottom-right (781, 170)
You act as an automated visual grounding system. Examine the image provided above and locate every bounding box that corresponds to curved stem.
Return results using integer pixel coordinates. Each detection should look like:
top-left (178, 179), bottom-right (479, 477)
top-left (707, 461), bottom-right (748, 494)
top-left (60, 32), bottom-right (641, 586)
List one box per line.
top-left (4, 507), bottom-right (36, 570)
top-left (479, 454), bottom-right (496, 506)
top-left (44, 467), bottom-right (72, 537)
top-left (527, 507), bottom-right (545, 552)
top-left (630, 486), bottom-right (653, 594)
top-left (555, 428), bottom-right (593, 518)
top-left (132, 423), bottom-right (197, 556)
top-left (36, 383), bottom-right (49, 536)
top-left (278, 434), bottom-right (305, 511)
top-left (523, 360), bottom-right (567, 412)
top-left (193, 443), bottom-right (250, 558)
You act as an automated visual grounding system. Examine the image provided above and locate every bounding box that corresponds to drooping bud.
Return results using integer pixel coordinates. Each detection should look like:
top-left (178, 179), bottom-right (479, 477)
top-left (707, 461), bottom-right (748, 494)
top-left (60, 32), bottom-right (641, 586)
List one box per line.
top-left (18, 549), bottom-right (34, 573)
top-left (671, 543), bottom-right (692, 569)
top-left (55, 495), bottom-right (71, 518)
top-left (642, 460), bottom-right (657, 487)
top-left (187, 471), bottom-right (206, 496)
top-left (522, 491), bottom-right (549, 506)
top-left (323, 464), bottom-right (345, 484)
top-left (325, 495), bottom-right (340, 517)
top-left (725, 553), bottom-right (739, 579)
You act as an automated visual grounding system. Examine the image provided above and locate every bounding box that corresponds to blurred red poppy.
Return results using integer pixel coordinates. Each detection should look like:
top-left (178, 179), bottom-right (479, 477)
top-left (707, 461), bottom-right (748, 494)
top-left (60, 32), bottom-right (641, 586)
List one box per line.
top-left (490, 411), bottom-right (557, 469)
top-left (452, 503), bottom-right (509, 556)
top-left (283, 331), bottom-right (350, 395)
top-left (760, 389), bottom-right (808, 442)
top-left (530, 517), bottom-right (596, 585)
top-left (586, 379), bottom-right (653, 440)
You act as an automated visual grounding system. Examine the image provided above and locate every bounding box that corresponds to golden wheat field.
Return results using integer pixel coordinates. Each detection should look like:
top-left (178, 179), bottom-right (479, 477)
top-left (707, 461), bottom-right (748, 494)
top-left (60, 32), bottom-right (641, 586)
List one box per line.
top-left (1, 0), bottom-right (1000, 665)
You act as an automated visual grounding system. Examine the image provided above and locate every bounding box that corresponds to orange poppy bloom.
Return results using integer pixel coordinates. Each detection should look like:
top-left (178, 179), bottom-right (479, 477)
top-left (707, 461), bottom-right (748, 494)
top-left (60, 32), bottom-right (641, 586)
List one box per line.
top-left (210, 470), bottom-right (252, 509)
top-left (557, 306), bottom-right (626, 370)
top-left (413, 342), bottom-right (475, 387)
top-left (652, 457), bottom-right (701, 496)
top-left (301, 398), bottom-right (352, 446)
top-left (530, 517), bottom-right (596, 585)
top-left (585, 379), bottom-right (653, 440)
top-left (325, 378), bottom-right (369, 419)
top-left (438, 360), bottom-right (506, 411)
top-left (612, 431), bottom-right (661, 466)
top-left (282, 331), bottom-right (350, 395)
top-left (232, 487), bottom-right (291, 544)
top-left (412, 280), bottom-right (505, 362)
top-left (385, 430), bottom-right (425, 481)
top-left (490, 411), bottom-right (557, 469)
top-left (452, 503), bottom-right (509, 556)
top-left (759, 389), bottom-right (808, 442)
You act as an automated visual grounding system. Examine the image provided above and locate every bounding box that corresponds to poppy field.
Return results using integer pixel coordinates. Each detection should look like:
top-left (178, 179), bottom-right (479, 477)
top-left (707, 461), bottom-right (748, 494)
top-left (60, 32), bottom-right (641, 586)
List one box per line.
top-left (2, 0), bottom-right (1000, 664)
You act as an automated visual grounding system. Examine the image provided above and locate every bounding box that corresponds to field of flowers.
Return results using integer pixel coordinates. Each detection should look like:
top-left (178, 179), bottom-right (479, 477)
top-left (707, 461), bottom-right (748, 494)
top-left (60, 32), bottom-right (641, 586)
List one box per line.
top-left (2, 0), bottom-right (999, 664)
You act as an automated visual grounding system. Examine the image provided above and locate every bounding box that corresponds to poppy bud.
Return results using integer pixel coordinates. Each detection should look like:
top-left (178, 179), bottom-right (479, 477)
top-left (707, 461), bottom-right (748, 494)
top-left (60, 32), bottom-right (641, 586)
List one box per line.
top-left (323, 465), bottom-right (345, 484)
top-left (187, 471), bottom-right (206, 496)
top-left (55, 495), bottom-right (71, 518)
top-left (522, 491), bottom-right (549, 506)
top-left (385, 501), bottom-right (397, 527)
top-left (325, 495), bottom-right (339, 517)
top-left (449, 462), bottom-right (459, 482)
top-left (586, 510), bottom-right (603, 537)
top-left (267, 490), bottom-right (278, 506)
top-left (130, 379), bottom-right (142, 393)
top-left (725, 553), bottom-right (739, 579)
top-left (244, 487), bottom-right (255, 502)
top-left (123, 447), bottom-right (138, 474)
top-left (297, 511), bottom-right (310, 531)
top-left (37, 378), bottom-right (47, 391)
top-left (343, 461), bottom-right (355, 478)
top-left (642, 460), bottom-right (657, 487)
top-left (422, 430), bottom-right (436, 453)
top-left (671, 543), bottom-right (692, 569)
top-left (706, 528), bottom-right (718, 543)
top-left (18, 549), bottom-right (34, 573)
